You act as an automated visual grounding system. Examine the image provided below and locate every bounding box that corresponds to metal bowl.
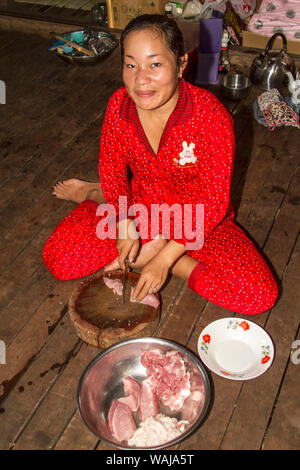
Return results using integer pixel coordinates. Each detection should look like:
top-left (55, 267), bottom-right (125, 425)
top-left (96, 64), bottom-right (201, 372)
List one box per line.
top-left (220, 73), bottom-right (252, 100)
top-left (77, 337), bottom-right (211, 450)
top-left (49, 28), bottom-right (118, 65)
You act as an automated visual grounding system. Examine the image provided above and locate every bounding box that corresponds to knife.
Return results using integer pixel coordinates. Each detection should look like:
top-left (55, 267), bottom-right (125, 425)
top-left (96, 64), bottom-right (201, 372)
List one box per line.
top-left (122, 259), bottom-right (130, 304)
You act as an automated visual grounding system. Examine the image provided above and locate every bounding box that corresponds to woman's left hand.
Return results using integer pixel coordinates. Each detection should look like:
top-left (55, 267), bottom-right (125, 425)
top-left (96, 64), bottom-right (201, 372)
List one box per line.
top-left (132, 253), bottom-right (171, 301)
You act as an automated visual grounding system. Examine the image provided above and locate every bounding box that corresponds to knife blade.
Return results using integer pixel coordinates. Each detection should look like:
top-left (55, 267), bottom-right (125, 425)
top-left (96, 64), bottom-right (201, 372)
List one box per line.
top-left (122, 259), bottom-right (130, 304)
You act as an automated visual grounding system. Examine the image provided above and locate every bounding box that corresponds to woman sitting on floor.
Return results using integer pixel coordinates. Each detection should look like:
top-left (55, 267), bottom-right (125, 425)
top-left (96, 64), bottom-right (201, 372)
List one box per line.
top-left (44, 14), bottom-right (278, 315)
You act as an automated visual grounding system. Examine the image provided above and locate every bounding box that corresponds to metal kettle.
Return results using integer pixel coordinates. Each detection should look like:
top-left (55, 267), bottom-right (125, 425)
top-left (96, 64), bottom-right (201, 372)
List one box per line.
top-left (250, 33), bottom-right (296, 94)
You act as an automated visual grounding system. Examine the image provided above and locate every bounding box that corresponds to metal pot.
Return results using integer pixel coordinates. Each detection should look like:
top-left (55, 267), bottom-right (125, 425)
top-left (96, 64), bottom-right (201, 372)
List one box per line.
top-left (220, 74), bottom-right (252, 100)
top-left (250, 33), bottom-right (296, 94)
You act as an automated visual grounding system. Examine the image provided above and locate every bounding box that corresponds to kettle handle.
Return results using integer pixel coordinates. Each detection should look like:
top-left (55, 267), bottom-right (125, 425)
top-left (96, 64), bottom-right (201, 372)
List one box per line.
top-left (265, 32), bottom-right (287, 55)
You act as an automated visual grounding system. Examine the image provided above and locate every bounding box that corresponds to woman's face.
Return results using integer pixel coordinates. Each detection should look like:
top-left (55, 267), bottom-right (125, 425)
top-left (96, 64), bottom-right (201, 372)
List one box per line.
top-left (122, 28), bottom-right (186, 112)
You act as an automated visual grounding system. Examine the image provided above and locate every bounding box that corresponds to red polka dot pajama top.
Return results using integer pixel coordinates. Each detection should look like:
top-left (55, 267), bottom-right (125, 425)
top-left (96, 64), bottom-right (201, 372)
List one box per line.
top-left (43, 79), bottom-right (278, 315)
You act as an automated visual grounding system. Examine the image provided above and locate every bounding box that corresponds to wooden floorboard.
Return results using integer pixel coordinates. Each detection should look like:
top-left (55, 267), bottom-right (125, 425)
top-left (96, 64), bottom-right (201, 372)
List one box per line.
top-left (0, 1), bottom-right (95, 27)
top-left (0, 30), bottom-right (299, 451)
top-left (262, 310), bottom-right (300, 450)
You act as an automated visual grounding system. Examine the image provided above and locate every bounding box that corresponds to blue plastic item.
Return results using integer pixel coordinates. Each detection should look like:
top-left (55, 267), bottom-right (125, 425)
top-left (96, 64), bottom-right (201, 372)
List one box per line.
top-left (70, 31), bottom-right (84, 45)
top-left (48, 36), bottom-right (72, 51)
top-left (61, 46), bottom-right (73, 54)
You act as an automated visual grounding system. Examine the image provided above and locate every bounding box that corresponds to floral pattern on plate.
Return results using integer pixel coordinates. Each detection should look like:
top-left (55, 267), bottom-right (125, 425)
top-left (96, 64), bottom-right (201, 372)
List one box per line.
top-left (261, 345), bottom-right (271, 364)
top-left (199, 334), bottom-right (211, 354)
top-left (227, 319), bottom-right (250, 331)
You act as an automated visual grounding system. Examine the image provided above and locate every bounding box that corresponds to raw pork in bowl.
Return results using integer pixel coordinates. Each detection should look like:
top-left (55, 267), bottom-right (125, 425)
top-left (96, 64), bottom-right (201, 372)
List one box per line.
top-left (77, 337), bottom-right (211, 449)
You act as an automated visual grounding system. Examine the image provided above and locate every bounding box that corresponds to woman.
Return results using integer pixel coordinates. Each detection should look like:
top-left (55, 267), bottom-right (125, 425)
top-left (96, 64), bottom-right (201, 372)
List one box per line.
top-left (44, 14), bottom-right (278, 315)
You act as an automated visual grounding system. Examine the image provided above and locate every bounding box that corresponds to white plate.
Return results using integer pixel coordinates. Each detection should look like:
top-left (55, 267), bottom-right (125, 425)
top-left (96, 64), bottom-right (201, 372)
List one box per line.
top-left (197, 318), bottom-right (275, 380)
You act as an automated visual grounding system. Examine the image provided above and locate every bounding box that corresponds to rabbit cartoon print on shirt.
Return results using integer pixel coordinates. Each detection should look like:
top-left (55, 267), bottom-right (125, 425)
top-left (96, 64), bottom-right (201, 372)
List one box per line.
top-left (173, 141), bottom-right (198, 167)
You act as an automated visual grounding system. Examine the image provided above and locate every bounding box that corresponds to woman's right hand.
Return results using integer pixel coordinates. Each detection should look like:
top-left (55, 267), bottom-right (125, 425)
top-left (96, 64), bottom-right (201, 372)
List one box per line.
top-left (104, 219), bottom-right (139, 272)
top-left (116, 218), bottom-right (140, 270)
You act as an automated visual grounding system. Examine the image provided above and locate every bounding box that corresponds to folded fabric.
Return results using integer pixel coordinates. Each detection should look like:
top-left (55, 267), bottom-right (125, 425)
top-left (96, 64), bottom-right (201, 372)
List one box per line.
top-left (253, 100), bottom-right (270, 127)
top-left (253, 88), bottom-right (300, 130)
top-left (257, 88), bottom-right (282, 112)
top-left (263, 100), bottom-right (300, 130)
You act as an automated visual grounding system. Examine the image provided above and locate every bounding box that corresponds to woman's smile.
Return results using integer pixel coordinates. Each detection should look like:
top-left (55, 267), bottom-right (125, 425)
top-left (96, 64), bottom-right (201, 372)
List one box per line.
top-left (135, 90), bottom-right (156, 98)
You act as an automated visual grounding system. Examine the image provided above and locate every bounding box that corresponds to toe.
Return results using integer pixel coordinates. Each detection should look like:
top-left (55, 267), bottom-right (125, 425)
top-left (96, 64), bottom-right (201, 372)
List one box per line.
top-left (53, 181), bottom-right (62, 191)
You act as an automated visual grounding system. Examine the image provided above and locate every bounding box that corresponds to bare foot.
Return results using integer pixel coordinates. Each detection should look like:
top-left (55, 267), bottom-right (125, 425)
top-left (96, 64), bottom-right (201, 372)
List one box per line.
top-left (52, 179), bottom-right (102, 204)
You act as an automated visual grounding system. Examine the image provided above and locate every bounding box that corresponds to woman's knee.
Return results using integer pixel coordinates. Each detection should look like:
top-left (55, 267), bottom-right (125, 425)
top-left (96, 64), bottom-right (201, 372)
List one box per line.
top-left (43, 237), bottom-right (76, 280)
top-left (235, 273), bottom-right (279, 315)
top-left (255, 275), bottom-right (279, 314)
top-left (187, 258), bottom-right (279, 315)
top-left (42, 231), bottom-right (97, 281)
top-left (43, 239), bottom-right (65, 280)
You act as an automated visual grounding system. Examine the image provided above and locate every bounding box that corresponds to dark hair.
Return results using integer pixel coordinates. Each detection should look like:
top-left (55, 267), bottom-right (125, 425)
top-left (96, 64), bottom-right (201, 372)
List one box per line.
top-left (120, 14), bottom-right (185, 70)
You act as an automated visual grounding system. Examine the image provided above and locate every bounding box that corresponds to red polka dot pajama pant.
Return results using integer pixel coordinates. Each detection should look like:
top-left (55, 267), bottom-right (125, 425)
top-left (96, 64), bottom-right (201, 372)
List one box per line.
top-left (43, 200), bottom-right (278, 315)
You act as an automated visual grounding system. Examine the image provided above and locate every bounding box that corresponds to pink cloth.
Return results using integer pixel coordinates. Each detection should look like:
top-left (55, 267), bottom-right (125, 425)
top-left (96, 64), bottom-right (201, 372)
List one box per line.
top-left (248, 0), bottom-right (300, 41)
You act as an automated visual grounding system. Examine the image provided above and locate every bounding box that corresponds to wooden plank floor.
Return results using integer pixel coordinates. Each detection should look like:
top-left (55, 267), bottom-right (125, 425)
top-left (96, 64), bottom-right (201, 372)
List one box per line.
top-left (0, 0), bottom-right (102, 27)
top-left (0, 29), bottom-right (299, 451)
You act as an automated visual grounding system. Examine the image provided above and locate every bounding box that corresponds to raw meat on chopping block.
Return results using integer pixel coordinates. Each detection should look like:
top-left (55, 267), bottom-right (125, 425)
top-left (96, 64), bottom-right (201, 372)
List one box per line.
top-left (108, 399), bottom-right (137, 442)
top-left (139, 378), bottom-right (160, 421)
top-left (141, 350), bottom-right (191, 411)
top-left (103, 276), bottom-right (123, 296)
top-left (130, 287), bottom-right (160, 309)
top-left (118, 377), bottom-right (141, 412)
top-left (103, 277), bottom-right (160, 309)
